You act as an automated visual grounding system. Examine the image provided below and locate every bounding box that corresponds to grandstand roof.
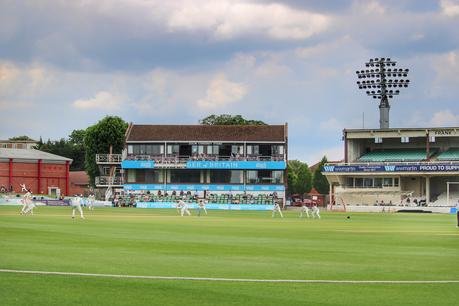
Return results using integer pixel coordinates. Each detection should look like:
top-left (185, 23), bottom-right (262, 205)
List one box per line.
top-left (126, 124), bottom-right (287, 142)
top-left (0, 148), bottom-right (72, 163)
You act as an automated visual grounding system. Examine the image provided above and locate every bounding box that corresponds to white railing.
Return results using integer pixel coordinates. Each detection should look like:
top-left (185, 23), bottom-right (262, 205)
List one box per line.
top-left (95, 176), bottom-right (123, 186)
top-left (96, 154), bottom-right (123, 164)
top-left (124, 154), bottom-right (285, 162)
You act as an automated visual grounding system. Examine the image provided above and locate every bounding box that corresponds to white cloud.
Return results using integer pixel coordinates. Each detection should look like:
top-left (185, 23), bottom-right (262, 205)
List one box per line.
top-left (166, 1), bottom-right (330, 40)
top-left (72, 91), bottom-right (123, 110)
top-left (440, 0), bottom-right (459, 17)
top-left (197, 74), bottom-right (247, 109)
top-left (429, 110), bottom-right (459, 126)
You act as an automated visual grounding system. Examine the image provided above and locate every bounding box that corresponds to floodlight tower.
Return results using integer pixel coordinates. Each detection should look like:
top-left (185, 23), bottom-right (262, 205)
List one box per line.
top-left (356, 58), bottom-right (410, 129)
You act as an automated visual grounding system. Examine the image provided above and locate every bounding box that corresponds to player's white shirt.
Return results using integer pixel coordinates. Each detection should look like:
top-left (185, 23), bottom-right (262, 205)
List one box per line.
top-left (456, 200), bottom-right (459, 210)
top-left (72, 196), bottom-right (82, 207)
top-left (177, 200), bottom-right (188, 208)
top-left (273, 203), bottom-right (281, 211)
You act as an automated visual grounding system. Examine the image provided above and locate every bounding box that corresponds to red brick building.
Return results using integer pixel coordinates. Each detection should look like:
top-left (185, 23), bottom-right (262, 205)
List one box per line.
top-left (0, 148), bottom-right (72, 195)
top-left (69, 171), bottom-right (89, 195)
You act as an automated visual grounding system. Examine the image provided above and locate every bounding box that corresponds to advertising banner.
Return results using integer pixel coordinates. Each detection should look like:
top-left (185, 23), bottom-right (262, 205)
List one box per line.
top-left (136, 202), bottom-right (274, 211)
top-left (121, 160), bottom-right (155, 169)
top-left (186, 161), bottom-right (286, 170)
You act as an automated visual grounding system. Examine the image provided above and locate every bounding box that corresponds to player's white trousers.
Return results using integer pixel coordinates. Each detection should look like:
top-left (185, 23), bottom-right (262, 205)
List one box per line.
top-left (181, 207), bottom-right (191, 216)
top-left (72, 206), bottom-right (85, 218)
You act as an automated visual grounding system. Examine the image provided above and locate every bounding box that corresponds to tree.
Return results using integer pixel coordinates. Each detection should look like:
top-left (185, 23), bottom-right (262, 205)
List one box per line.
top-left (9, 135), bottom-right (35, 141)
top-left (38, 137), bottom-right (85, 171)
top-left (313, 156), bottom-right (330, 194)
top-left (200, 114), bottom-right (266, 125)
top-left (287, 160), bottom-right (312, 196)
top-left (84, 116), bottom-right (128, 185)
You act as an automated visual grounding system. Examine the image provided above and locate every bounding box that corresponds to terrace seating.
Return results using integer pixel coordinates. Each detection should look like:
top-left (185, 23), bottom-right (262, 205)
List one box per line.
top-left (436, 148), bottom-right (459, 161)
top-left (357, 149), bottom-right (436, 162)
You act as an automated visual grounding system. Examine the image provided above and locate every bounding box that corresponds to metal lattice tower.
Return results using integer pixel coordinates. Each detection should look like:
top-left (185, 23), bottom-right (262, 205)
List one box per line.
top-left (356, 58), bottom-right (410, 129)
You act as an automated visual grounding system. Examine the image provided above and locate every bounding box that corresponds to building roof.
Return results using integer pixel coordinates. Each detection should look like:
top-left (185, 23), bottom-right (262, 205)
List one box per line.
top-left (70, 171), bottom-right (89, 185)
top-left (0, 139), bottom-right (38, 143)
top-left (0, 148), bottom-right (72, 162)
top-left (344, 126), bottom-right (459, 139)
top-left (126, 124), bottom-right (287, 142)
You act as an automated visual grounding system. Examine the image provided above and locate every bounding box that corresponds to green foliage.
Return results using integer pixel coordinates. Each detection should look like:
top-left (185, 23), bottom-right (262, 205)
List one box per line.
top-left (313, 156), bottom-right (330, 194)
top-left (8, 135), bottom-right (35, 141)
top-left (84, 116), bottom-right (128, 185)
top-left (287, 160), bottom-right (312, 196)
top-left (200, 114), bottom-right (266, 125)
top-left (37, 133), bottom-right (85, 171)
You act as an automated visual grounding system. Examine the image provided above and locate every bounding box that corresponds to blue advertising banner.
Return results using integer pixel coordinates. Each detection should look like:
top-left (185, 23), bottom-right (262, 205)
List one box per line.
top-left (124, 184), bottom-right (285, 191)
top-left (186, 161), bottom-right (286, 170)
top-left (136, 202), bottom-right (274, 211)
top-left (322, 164), bottom-right (459, 173)
top-left (121, 160), bottom-right (155, 169)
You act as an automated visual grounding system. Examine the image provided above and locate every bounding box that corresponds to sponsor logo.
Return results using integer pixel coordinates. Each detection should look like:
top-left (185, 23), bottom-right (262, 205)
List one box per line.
top-left (434, 129), bottom-right (453, 136)
top-left (323, 166), bottom-right (335, 172)
top-left (384, 165), bottom-right (396, 171)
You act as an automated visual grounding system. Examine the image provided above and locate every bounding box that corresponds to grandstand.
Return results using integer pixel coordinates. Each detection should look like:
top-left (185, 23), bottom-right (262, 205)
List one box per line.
top-left (96, 124), bottom-right (287, 209)
top-left (322, 127), bottom-right (459, 208)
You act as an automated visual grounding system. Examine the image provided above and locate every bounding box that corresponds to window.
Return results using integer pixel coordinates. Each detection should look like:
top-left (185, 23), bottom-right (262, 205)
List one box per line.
top-left (231, 145), bottom-right (244, 155)
top-left (394, 177), bottom-right (399, 187)
top-left (167, 145), bottom-right (180, 155)
top-left (354, 178), bottom-right (363, 187)
top-left (383, 178), bottom-right (393, 187)
top-left (209, 170), bottom-right (243, 184)
top-left (102, 167), bottom-right (111, 176)
top-left (145, 170), bottom-right (163, 183)
top-left (272, 145), bottom-right (284, 155)
top-left (127, 170), bottom-right (136, 183)
top-left (246, 170), bottom-right (284, 184)
top-left (128, 145), bottom-right (133, 154)
top-left (246, 171), bottom-right (258, 184)
top-left (272, 171), bottom-right (284, 184)
top-left (346, 177), bottom-right (354, 187)
top-left (375, 137), bottom-right (383, 144)
top-left (429, 136), bottom-right (436, 143)
top-left (169, 170), bottom-right (201, 183)
top-left (374, 178), bottom-right (382, 188)
top-left (206, 145), bottom-right (219, 155)
top-left (364, 178), bottom-right (373, 188)
top-left (247, 145), bottom-right (259, 155)
top-left (401, 136), bottom-right (410, 143)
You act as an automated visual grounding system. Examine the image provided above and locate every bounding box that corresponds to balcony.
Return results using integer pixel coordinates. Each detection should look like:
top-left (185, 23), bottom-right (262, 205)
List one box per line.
top-left (96, 154), bottom-right (123, 164)
top-left (95, 176), bottom-right (124, 187)
top-left (124, 154), bottom-right (285, 162)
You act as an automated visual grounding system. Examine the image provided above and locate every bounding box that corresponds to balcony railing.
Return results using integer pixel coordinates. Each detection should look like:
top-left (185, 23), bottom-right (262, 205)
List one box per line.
top-left (95, 176), bottom-right (124, 186)
top-left (124, 154), bottom-right (285, 162)
top-left (96, 154), bottom-right (123, 164)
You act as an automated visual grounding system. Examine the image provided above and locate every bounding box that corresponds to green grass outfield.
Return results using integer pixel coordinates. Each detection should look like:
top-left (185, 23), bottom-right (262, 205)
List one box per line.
top-left (0, 206), bottom-right (458, 305)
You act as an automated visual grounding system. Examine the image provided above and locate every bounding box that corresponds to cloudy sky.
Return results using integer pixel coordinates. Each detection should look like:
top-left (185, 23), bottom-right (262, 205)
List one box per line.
top-left (1, 0), bottom-right (459, 163)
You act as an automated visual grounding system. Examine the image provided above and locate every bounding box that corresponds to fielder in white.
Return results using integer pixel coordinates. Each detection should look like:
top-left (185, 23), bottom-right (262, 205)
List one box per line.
top-left (21, 190), bottom-right (35, 215)
top-left (71, 194), bottom-right (85, 219)
top-left (87, 193), bottom-right (95, 211)
top-left (197, 199), bottom-right (208, 216)
top-left (311, 205), bottom-right (321, 219)
top-left (299, 205), bottom-right (310, 218)
top-left (272, 202), bottom-right (283, 218)
top-left (177, 200), bottom-right (191, 216)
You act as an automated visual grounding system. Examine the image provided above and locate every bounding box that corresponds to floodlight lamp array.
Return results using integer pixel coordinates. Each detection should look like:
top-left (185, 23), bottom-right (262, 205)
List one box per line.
top-left (355, 57), bottom-right (410, 99)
